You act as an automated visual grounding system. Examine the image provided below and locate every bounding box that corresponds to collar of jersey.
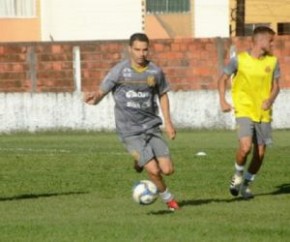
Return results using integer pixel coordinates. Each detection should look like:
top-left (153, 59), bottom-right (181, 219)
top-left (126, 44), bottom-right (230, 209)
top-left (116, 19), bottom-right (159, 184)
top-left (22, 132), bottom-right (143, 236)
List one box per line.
top-left (131, 64), bottom-right (148, 73)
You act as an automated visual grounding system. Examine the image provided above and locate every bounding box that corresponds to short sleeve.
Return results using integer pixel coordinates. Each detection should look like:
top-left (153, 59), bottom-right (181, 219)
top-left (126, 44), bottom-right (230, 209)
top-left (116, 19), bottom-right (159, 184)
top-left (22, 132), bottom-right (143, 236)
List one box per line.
top-left (223, 56), bottom-right (238, 76)
top-left (157, 70), bottom-right (170, 95)
top-left (100, 64), bottom-right (121, 94)
top-left (273, 60), bottom-right (281, 80)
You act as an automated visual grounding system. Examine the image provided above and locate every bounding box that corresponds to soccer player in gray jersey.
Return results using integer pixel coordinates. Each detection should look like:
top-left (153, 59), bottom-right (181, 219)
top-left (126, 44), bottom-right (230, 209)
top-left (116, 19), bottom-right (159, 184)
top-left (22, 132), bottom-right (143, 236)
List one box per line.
top-left (84, 33), bottom-right (179, 211)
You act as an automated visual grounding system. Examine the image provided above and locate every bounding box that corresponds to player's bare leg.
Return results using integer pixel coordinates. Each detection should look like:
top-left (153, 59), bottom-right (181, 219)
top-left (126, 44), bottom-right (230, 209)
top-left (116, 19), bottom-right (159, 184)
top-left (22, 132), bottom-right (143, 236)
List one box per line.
top-left (248, 144), bottom-right (266, 174)
top-left (241, 144), bottom-right (266, 199)
top-left (230, 136), bottom-right (252, 196)
top-left (144, 159), bottom-right (179, 211)
top-left (144, 159), bottom-right (166, 192)
top-left (236, 136), bottom-right (252, 167)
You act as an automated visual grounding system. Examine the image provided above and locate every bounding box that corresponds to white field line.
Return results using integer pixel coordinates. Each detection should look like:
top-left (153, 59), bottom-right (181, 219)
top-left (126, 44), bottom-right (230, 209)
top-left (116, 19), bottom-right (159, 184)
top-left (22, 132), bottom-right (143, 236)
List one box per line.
top-left (0, 147), bottom-right (70, 153)
top-left (0, 147), bottom-right (126, 155)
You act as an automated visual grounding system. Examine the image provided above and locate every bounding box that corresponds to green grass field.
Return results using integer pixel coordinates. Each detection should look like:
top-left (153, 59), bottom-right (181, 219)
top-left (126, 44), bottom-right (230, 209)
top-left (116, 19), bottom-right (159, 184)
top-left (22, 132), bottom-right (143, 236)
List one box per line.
top-left (0, 130), bottom-right (289, 242)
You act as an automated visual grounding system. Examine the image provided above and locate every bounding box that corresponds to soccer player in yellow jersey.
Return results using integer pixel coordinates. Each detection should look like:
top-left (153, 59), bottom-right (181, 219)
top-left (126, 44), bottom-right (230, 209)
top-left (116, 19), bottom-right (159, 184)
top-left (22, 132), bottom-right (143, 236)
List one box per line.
top-left (218, 26), bottom-right (280, 199)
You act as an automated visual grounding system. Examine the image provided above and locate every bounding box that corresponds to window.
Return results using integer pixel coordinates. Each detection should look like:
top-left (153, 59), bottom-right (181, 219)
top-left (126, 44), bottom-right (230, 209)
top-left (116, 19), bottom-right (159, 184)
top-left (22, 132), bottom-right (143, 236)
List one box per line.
top-left (0, 0), bottom-right (36, 18)
top-left (277, 23), bottom-right (290, 35)
top-left (146, 0), bottom-right (190, 13)
top-left (244, 23), bottom-right (270, 36)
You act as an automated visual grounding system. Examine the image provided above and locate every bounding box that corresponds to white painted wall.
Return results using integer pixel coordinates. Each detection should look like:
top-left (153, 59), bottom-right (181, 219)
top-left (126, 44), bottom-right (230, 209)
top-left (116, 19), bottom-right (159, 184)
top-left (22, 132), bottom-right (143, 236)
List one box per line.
top-left (0, 90), bottom-right (289, 133)
top-left (194, 0), bottom-right (229, 38)
top-left (41, 0), bottom-right (143, 41)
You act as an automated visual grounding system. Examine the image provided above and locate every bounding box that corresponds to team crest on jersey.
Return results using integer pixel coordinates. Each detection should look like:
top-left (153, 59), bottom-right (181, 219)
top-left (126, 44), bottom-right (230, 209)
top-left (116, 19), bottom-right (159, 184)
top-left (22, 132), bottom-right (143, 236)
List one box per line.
top-left (265, 66), bottom-right (272, 73)
top-left (146, 75), bottom-right (156, 87)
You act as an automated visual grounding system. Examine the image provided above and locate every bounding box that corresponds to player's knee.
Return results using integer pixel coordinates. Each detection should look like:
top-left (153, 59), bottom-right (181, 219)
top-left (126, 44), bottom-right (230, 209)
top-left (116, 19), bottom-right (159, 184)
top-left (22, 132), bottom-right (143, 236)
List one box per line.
top-left (147, 167), bottom-right (161, 177)
top-left (240, 144), bottom-right (252, 157)
top-left (144, 159), bottom-right (162, 176)
top-left (162, 166), bottom-right (174, 176)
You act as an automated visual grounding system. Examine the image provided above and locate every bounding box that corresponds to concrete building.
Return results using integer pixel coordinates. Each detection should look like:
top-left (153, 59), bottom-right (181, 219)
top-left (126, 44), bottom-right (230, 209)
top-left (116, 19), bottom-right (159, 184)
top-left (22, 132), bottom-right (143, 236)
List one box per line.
top-left (0, 0), bottom-right (229, 42)
top-left (144, 0), bottom-right (230, 39)
top-left (0, 0), bottom-right (290, 41)
top-left (0, 0), bottom-right (143, 42)
top-left (0, 0), bottom-right (290, 42)
top-left (0, 0), bottom-right (41, 42)
top-left (229, 0), bottom-right (290, 36)
top-left (145, 0), bottom-right (290, 38)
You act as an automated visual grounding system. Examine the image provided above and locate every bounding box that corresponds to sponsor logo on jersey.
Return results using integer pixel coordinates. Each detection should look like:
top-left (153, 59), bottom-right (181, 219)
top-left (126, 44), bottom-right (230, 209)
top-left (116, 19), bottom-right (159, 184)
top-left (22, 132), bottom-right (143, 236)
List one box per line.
top-left (126, 101), bottom-right (151, 109)
top-left (127, 101), bottom-right (141, 108)
top-left (126, 90), bottom-right (150, 98)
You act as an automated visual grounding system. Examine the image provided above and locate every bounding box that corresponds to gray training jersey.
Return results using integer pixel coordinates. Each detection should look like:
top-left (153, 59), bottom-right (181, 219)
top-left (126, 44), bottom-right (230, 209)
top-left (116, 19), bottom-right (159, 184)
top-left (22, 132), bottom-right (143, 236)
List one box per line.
top-left (100, 59), bottom-right (170, 138)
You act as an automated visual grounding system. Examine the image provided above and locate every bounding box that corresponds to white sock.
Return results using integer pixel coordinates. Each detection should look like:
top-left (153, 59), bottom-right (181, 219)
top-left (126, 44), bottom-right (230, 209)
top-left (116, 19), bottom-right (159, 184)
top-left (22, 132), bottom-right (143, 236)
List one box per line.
top-left (159, 188), bottom-right (173, 203)
top-left (235, 163), bottom-right (244, 175)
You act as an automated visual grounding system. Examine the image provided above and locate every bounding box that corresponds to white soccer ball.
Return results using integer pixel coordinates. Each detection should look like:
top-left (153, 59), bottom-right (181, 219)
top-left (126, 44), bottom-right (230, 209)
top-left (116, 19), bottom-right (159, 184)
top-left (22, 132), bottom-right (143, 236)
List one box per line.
top-left (132, 180), bottom-right (158, 205)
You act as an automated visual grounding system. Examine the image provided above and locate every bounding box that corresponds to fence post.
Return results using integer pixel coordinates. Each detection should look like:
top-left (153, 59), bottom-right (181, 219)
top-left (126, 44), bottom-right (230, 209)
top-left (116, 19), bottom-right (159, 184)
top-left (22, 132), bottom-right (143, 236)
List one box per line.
top-left (26, 46), bottom-right (37, 93)
top-left (73, 46), bottom-right (81, 92)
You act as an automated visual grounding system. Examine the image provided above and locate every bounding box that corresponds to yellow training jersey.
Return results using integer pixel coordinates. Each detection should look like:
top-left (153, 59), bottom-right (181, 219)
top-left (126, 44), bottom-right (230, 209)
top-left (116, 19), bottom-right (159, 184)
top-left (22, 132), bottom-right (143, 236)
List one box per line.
top-left (232, 52), bottom-right (277, 122)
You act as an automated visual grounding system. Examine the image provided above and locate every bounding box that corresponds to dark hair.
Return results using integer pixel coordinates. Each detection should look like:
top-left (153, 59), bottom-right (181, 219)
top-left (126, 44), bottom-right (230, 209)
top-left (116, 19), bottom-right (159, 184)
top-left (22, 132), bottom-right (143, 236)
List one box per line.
top-left (253, 26), bottom-right (275, 36)
top-left (129, 33), bottom-right (149, 46)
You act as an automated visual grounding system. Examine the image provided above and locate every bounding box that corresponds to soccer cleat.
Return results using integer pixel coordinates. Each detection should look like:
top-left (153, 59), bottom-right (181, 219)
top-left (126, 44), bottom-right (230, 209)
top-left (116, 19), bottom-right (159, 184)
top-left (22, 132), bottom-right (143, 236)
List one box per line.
top-left (133, 160), bottom-right (143, 173)
top-left (240, 183), bottom-right (254, 199)
top-left (167, 199), bottom-right (180, 211)
top-left (229, 174), bottom-right (243, 196)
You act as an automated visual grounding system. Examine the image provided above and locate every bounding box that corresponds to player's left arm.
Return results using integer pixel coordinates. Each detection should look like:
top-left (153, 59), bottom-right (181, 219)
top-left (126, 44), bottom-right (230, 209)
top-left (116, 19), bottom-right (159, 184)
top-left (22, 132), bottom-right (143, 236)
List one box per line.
top-left (159, 92), bottom-right (176, 140)
top-left (262, 61), bottom-right (281, 110)
top-left (262, 78), bottom-right (280, 110)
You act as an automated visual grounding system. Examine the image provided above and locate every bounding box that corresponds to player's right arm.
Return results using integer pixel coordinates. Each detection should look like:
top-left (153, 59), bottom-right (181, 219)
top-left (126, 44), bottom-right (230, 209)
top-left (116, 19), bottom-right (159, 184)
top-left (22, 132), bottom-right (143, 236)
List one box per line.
top-left (159, 92), bottom-right (176, 140)
top-left (83, 62), bottom-right (122, 105)
top-left (83, 89), bottom-right (106, 105)
top-left (217, 73), bottom-right (232, 112)
top-left (217, 55), bottom-right (237, 113)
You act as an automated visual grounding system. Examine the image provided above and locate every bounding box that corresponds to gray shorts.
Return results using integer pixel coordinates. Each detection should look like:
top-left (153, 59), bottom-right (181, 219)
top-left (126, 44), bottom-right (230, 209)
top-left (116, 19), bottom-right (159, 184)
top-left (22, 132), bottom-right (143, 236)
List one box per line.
top-left (236, 117), bottom-right (272, 145)
top-left (121, 130), bottom-right (170, 167)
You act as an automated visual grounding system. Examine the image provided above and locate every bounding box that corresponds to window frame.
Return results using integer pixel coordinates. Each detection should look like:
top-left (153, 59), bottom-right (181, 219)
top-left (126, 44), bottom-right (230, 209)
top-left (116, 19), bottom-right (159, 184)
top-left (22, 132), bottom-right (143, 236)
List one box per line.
top-left (0, 0), bottom-right (36, 18)
top-left (277, 22), bottom-right (290, 36)
top-left (146, 0), bottom-right (190, 14)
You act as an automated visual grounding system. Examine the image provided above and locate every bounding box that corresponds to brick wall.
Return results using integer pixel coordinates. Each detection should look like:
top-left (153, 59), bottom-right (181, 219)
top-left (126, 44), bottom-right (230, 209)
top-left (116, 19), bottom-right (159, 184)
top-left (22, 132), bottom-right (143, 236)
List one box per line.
top-left (1, 36), bottom-right (290, 92)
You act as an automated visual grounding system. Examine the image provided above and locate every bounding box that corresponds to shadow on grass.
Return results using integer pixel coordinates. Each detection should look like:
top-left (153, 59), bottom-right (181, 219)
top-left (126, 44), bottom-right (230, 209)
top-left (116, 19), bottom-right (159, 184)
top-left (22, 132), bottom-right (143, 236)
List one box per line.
top-left (256, 183), bottom-right (290, 197)
top-left (180, 183), bottom-right (290, 208)
top-left (0, 191), bottom-right (88, 202)
top-left (147, 198), bottom-right (244, 215)
top-left (179, 197), bottom-right (244, 208)
top-left (147, 210), bottom-right (174, 215)
top-left (148, 183), bottom-right (290, 215)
